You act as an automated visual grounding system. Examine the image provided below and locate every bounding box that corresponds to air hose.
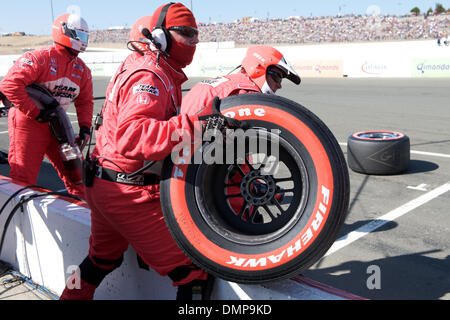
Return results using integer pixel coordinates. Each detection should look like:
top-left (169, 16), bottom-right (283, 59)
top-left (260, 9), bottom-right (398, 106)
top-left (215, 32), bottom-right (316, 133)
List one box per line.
top-left (0, 186), bottom-right (81, 259)
top-left (0, 261), bottom-right (59, 300)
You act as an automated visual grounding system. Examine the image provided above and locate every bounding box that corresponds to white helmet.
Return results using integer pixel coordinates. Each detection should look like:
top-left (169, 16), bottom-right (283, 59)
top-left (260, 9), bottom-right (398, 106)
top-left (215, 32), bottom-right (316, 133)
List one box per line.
top-left (52, 13), bottom-right (89, 52)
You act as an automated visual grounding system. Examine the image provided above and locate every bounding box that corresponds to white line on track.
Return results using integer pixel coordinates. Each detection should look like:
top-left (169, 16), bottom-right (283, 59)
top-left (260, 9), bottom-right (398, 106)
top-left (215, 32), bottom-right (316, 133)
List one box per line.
top-left (339, 142), bottom-right (450, 159)
top-left (229, 282), bottom-right (252, 300)
top-left (410, 150), bottom-right (450, 159)
top-left (213, 182), bottom-right (450, 300)
top-left (323, 181), bottom-right (450, 258)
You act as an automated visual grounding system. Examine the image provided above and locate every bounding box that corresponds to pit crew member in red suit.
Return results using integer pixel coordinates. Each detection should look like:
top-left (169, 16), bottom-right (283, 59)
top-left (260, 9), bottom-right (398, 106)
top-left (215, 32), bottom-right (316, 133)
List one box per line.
top-left (180, 45), bottom-right (301, 222)
top-left (60, 3), bottom-right (225, 300)
top-left (0, 13), bottom-right (93, 198)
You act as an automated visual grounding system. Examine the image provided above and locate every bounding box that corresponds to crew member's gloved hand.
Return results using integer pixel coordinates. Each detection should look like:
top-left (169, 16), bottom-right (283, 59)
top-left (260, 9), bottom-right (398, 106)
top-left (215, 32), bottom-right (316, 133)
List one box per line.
top-left (43, 99), bottom-right (60, 110)
top-left (78, 126), bottom-right (91, 141)
top-left (35, 108), bottom-right (57, 123)
top-left (35, 98), bottom-right (59, 123)
top-left (76, 126), bottom-right (91, 150)
top-left (198, 96), bottom-right (247, 132)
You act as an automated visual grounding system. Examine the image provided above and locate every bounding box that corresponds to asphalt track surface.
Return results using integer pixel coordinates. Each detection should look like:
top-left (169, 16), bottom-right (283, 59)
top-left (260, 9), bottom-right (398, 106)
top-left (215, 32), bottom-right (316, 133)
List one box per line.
top-left (0, 76), bottom-right (449, 300)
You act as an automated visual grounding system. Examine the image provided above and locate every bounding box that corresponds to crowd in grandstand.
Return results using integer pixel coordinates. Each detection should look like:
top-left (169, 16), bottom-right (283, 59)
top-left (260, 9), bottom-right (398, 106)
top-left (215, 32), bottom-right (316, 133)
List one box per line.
top-left (89, 13), bottom-right (450, 45)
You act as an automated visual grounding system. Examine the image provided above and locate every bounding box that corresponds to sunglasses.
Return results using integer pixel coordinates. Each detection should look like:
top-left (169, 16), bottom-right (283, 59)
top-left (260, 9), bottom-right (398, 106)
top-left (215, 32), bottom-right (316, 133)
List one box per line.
top-left (267, 70), bottom-right (284, 84)
top-left (168, 26), bottom-right (199, 38)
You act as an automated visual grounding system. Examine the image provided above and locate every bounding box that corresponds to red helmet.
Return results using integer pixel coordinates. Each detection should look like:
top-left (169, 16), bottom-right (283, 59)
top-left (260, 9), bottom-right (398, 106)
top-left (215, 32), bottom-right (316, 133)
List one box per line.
top-left (241, 46), bottom-right (300, 93)
top-left (129, 15), bottom-right (152, 53)
top-left (52, 13), bottom-right (89, 52)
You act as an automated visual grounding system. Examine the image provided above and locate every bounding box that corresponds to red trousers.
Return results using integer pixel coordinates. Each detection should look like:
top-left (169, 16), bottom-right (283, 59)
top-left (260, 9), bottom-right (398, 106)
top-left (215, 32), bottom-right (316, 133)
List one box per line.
top-left (85, 177), bottom-right (207, 286)
top-left (8, 108), bottom-right (85, 198)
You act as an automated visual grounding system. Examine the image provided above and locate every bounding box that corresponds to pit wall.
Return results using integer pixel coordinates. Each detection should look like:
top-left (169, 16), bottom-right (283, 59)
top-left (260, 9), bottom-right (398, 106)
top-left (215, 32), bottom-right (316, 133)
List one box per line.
top-left (0, 176), bottom-right (363, 300)
top-left (1, 40), bottom-right (449, 79)
top-left (189, 40), bottom-right (450, 78)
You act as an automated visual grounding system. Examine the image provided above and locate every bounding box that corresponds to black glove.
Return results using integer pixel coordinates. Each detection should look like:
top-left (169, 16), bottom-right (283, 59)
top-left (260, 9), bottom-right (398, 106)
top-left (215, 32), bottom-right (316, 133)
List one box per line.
top-left (78, 126), bottom-right (91, 141)
top-left (43, 99), bottom-right (60, 110)
top-left (76, 126), bottom-right (91, 150)
top-left (35, 97), bottom-right (59, 123)
top-left (198, 96), bottom-right (246, 132)
top-left (35, 108), bottom-right (57, 123)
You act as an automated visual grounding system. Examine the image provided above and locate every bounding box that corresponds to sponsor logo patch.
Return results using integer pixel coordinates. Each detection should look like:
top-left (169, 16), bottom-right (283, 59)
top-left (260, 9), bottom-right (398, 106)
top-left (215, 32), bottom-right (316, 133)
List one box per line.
top-left (201, 77), bottom-right (229, 88)
top-left (41, 78), bottom-right (80, 108)
top-left (116, 173), bottom-right (145, 186)
top-left (52, 84), bottom-right (77, 99)
top-left (137, 93), bottom-right (151, 104)
top-left (73, 64), bottom-right (84, 72)
top-left (133, 84), bottom-right (159, 96)
top-left (20, 58), bottom-right (33, 66)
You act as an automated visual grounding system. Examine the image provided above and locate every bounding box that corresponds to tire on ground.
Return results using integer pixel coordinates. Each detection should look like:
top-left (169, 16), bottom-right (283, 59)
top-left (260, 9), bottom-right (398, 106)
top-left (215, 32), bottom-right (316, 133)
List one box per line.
top-left (347, 131), bottom-right (410, 175)
top-left (160, 93), bottom-right (350, 284)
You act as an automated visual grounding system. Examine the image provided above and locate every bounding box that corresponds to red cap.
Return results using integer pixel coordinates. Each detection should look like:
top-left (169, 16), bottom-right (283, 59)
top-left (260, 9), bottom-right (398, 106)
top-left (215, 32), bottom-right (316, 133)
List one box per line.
top-left (150, 2), bottom-right (197, 30)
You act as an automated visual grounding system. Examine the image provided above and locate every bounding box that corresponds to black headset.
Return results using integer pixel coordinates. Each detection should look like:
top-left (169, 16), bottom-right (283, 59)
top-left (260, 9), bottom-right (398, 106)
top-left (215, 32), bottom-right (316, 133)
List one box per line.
top-left (142, 2), bottom-right (174, 53)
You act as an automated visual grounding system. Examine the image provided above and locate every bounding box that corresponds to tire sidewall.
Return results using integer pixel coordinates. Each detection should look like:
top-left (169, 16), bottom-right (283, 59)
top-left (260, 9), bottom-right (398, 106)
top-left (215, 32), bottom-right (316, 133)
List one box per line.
top-left (347, 131), bottom-right (410, 175)
top-left (161, 93), bottom-right (349, 282)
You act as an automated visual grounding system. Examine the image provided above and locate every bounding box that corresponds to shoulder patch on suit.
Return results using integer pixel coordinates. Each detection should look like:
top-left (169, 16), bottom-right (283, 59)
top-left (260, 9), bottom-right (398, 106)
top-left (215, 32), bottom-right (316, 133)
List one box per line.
top-left (133, 84), bottom-right (159, 96)
top-left (137, 93), bottom-right (151, 104)
top-left (19, 58), bottom-right (34, 66)
top-left (200, 77), bottom-right (229, 88)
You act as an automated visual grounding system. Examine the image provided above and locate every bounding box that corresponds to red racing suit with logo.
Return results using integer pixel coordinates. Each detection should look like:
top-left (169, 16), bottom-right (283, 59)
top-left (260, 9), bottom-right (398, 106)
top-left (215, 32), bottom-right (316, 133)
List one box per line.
top-left (0, 44), bottom-right (93, 197)
top-left (85, 51), bottom-right (206, 287)
top-left (181, 72), bottom-right (261, 214)
top-left (180, 72), bottom-right (260, 116)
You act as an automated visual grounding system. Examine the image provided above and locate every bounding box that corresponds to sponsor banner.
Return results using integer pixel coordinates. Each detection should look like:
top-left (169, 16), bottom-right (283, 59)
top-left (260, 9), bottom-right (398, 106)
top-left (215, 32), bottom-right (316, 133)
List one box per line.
top-left (346, 59), bottom-right (411, 77)
top-left (197, 63), bottom-right (238, 77)
top-left (185, 62), bottom-right (236, 78)
top-left (292, 60), bottom-right (344, 78)
top-left (87, 64), bottom-right (106, 77)
top-left (412, 59), bottom-right (450, 78)
top-left (186, 49), bottom-right (245, 78)
top-left (87, 63), bottom-right (122, 77)
top-left (361, 61), bottom-right (390, 75)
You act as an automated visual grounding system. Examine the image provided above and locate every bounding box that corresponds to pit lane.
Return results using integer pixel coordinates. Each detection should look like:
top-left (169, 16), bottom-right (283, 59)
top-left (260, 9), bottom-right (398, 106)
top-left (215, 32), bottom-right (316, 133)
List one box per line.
top-left (0, 77), bottom-right (448, 299)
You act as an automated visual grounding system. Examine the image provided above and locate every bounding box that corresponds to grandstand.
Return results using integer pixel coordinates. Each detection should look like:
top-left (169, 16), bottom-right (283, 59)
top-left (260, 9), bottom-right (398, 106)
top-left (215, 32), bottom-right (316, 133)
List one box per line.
top-left (89, 14), bottom-right (450, 46)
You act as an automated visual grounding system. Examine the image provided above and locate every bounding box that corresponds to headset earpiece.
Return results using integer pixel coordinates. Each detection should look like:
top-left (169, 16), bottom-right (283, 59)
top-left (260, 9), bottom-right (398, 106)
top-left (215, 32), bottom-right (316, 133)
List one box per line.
top-left (150, 2), bottom-right (174, 53)
top-left (151, 27), bottom-right (170, 51)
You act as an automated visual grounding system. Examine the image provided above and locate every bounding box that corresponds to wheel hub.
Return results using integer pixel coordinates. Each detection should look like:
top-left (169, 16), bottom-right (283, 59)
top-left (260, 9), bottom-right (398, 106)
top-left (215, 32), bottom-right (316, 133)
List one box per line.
top-left (240, 170), bottom-right (276, 206)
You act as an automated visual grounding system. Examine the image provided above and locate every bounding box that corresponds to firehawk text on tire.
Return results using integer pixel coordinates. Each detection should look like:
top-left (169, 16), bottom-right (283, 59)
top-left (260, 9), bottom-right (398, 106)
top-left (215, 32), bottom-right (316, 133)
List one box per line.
top-left (160, 93), bottom-right (350, 284)
top-left (347, 131), bottom-right (410, 175)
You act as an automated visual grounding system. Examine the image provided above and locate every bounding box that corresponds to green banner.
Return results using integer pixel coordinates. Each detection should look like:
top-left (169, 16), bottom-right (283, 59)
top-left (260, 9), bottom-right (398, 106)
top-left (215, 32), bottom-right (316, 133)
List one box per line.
top-left (413, 59), bottom-right (450, 77)
top-left (88, 64), bottom-right (106, 77)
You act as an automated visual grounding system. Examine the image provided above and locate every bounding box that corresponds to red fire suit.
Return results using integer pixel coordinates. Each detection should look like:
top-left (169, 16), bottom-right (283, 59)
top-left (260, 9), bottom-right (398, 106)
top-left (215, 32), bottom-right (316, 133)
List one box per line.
top-left (62, 51), bottom-right (207, 299)
top-left (180, 72), bottom-right (260, 116)
top-left (181, 72), bottom-right (261, 215)
top-left (0, 44), bottom-right (93, 198)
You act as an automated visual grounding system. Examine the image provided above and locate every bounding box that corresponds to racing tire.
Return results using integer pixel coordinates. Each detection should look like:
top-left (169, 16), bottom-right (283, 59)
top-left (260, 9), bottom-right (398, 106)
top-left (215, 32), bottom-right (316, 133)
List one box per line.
top-left (347, 131), bottom-right (410, 175)
top-left (160, 93), bottom-right (350, 284)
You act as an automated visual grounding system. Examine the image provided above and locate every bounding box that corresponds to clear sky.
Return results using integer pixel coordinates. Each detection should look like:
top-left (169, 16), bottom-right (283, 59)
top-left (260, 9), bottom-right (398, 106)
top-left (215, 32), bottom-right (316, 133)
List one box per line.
top-left (1, 0), bottom-right (449, 35)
